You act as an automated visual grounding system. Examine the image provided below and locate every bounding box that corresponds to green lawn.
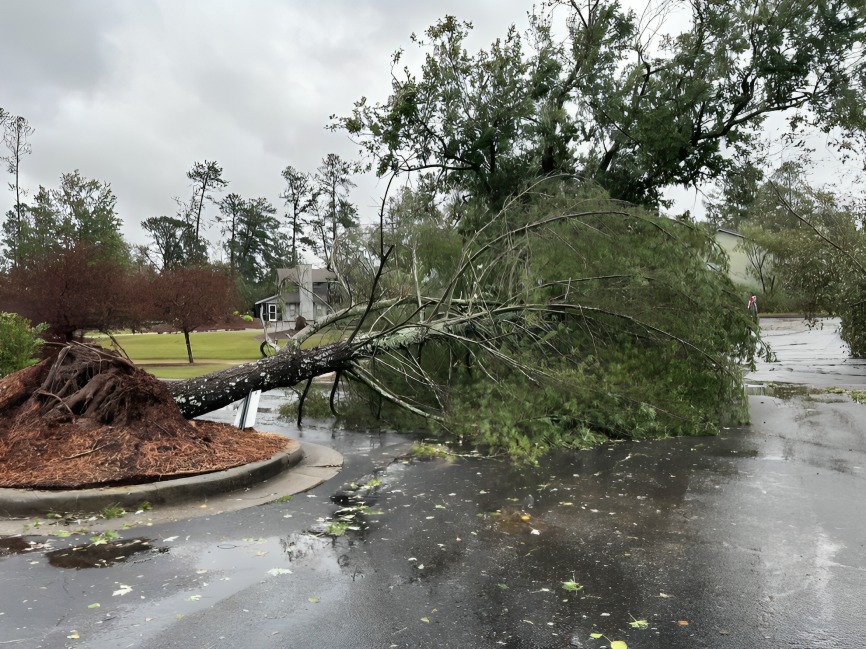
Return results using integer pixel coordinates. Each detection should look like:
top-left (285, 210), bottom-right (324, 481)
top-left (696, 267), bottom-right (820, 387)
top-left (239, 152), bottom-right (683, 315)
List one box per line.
top-left (90, 329), bottom-right (341, 379)
top-left (90, 330), bottom-right (261, 378)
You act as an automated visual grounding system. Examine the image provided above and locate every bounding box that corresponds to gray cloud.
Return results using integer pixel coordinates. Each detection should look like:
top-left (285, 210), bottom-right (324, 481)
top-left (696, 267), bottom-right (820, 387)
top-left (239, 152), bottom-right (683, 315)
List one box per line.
top-left (0, 0), bottom-right (123, 118)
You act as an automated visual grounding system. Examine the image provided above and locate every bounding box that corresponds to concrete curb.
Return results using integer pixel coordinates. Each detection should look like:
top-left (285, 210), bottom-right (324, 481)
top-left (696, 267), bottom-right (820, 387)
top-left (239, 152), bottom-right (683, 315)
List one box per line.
top-left (0, 443), bottom-right (306, 518)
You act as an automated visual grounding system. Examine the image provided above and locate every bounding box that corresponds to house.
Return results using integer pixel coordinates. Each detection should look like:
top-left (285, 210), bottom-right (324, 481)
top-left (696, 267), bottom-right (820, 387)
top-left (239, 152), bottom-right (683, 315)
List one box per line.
top-left (714, 228), bottom-right (765, 292)
top-left (254, 265), bottom-right (338, 324)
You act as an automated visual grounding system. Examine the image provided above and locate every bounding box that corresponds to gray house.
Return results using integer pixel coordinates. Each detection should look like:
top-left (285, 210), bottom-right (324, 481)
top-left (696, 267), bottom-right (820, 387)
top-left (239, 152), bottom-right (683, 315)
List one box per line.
top-left (714, 228), bottom-right (766, 292)
top-left (255, 265), bottom-right (338, 324)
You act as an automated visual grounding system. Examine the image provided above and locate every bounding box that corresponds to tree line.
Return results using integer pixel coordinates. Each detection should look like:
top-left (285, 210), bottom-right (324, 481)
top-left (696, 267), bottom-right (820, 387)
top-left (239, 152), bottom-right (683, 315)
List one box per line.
top-left (0, 107), bottom-right (368, 352)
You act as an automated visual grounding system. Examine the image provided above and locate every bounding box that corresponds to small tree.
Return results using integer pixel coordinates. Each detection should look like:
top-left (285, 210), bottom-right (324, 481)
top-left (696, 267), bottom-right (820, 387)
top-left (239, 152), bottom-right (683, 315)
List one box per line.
top-left (280, 165), bottom-right (318, 265)
top-left (309, 154), bottom-right (358, 266)
top-left (150, 266), bottom-right (238, 363)
top-left (0, 312), bottom-right (46, 377)
top-left (1, 114), bottom-right (34, 267)
top-left (0, 244), bottom-right (135, 341)
top-left (142, 215), bottom-right (190, 271)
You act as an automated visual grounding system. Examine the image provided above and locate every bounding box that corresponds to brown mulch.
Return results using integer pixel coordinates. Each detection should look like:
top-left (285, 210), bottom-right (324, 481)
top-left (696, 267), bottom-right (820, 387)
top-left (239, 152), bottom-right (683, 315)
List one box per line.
top-left (0, 344), bottom-right (293, 490)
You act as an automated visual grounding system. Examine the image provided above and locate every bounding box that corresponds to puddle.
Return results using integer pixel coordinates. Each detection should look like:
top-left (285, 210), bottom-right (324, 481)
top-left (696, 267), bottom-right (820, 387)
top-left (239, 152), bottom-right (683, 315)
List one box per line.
top-left (746, 383), bottom-right (811, 399)
top-left (281, 532), bottom-right (332, 560)
top-left (46, 537), bottom-right (161, 569)
top-left (0, 536), bottom-right (49, 556)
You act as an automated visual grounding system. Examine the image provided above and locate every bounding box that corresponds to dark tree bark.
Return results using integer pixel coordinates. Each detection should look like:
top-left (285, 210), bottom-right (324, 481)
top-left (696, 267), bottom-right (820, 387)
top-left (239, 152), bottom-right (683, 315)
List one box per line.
top-left (169, 341), bottom-right (355, 418)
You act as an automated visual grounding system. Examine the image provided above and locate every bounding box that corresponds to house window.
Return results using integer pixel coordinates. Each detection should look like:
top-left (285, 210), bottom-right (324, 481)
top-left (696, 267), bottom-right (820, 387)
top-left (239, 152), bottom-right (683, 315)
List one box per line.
top-left (267, 303), bottom-right (277, 322)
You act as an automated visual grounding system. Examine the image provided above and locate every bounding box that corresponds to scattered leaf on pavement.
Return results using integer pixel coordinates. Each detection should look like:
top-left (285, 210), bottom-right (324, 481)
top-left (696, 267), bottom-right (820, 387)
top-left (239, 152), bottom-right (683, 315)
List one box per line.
top-left (267, 568), bottom-right (293, 576)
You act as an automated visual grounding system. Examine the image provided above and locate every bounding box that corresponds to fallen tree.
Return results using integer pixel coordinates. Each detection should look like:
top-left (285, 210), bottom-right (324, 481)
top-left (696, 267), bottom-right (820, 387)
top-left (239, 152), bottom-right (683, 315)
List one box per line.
top-left (167, 185), bottom-right (765, 460)
top-left (1, 184), bottom-right (766, 473)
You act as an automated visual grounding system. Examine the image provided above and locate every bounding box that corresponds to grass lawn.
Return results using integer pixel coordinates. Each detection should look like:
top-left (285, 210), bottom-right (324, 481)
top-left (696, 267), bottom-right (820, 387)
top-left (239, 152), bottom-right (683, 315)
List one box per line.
top-left (90, 329), bottom-right (341, 379)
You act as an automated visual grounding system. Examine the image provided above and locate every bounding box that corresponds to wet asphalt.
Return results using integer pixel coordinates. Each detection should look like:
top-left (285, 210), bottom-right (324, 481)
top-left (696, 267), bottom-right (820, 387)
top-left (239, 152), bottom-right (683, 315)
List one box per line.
top-left (1, 317), bottom-right (866, 648)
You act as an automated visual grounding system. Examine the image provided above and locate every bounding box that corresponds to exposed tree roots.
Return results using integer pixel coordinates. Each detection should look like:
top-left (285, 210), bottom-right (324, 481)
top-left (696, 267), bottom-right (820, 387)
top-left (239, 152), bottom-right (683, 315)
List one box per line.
top-left (0, 345), bottom-right (292, 489)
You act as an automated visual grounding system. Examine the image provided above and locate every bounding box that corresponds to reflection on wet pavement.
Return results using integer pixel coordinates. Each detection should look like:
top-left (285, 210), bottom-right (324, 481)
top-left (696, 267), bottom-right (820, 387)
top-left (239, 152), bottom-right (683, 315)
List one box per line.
top-left (46, 538), bottom-right (162, 569)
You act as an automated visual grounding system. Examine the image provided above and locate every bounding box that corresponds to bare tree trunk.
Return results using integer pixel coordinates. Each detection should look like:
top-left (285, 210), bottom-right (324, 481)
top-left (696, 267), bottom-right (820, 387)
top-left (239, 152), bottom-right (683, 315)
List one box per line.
top-left (169, 341), bottom-right (354, 418)
top-left (183, 330), bottom-right (194, 364)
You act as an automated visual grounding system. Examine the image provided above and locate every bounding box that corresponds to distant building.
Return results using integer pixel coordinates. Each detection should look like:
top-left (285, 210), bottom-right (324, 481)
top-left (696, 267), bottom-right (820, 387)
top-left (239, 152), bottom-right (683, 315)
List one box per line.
top-left (714, 228), bottom-right (764, 291)
top-left (254, 265), bottom-right (338, 324)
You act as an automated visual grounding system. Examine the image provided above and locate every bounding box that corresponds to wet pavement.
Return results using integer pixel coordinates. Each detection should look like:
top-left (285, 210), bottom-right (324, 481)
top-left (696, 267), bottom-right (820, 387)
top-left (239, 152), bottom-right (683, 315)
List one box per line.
top-left (1, 318), bottom-right (865, 648)
top-left (748, 317), bottom-right (866, 387)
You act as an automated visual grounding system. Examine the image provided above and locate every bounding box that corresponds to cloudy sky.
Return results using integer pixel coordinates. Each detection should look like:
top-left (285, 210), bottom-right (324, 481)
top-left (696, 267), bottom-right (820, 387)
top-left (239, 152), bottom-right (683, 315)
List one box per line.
top-left (0, 0), bottom-right (550, 249)
top-left (0, 1), bottom-right (849, 254)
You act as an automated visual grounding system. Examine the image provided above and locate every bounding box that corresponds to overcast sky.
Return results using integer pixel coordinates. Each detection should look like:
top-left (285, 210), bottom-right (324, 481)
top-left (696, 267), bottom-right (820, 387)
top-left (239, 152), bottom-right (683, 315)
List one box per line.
top-left (0, 1), bottom-right (852, 255)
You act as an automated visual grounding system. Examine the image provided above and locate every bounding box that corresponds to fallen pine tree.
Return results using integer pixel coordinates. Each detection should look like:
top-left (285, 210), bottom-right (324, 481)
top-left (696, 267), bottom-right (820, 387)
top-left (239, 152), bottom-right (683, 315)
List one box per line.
top-left (1, 187), bottom-right (767, 483)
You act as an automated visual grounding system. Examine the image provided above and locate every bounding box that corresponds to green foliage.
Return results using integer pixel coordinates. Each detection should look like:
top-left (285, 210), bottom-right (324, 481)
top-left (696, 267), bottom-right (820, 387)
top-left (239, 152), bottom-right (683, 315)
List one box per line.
top-left (142, 216), bottom-right (192, 271)
top-left (280, 165), bottom-right (319, 265)
top-left (409, 443), bottom-right (452, 460)
top-left (0, 312), bottom-right (46, 377)
top-left (561, 579), bottom-right (583, 593)
top-left (278, 387), bottom-right (334, 420)
top-left (2, 171), bottom-right (129, 269)
top-left (90, 530), bottom-right (120, 545)
top-left (100, 505), bottom-right (126, 520)
top-left (337, 2), bottom-right (866, 209)
top-left (840, 287), bottom-right (866, 357)
top-left (324, 182), bottom-right (760, 460)
top-left (324, 520), bottom-right (351, 537)
top-left (218, 194), bottom-right (288, 285)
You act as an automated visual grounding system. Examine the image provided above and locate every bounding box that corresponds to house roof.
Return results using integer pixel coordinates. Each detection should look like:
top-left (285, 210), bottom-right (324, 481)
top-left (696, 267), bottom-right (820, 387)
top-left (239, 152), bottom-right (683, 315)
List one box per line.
top-left (716, 228), bottom-right (745, 238)
top-left (254, 294), bottom-right (280, 305)
top-left (276, 267), bottom-right (337, 286)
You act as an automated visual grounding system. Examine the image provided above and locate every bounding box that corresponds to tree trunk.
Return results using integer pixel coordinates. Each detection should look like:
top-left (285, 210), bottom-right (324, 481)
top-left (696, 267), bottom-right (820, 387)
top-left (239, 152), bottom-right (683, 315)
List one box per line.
top-left (183, 330), bottom-right (194, 364)
top-left (169, 341), bottom-right (355, 418)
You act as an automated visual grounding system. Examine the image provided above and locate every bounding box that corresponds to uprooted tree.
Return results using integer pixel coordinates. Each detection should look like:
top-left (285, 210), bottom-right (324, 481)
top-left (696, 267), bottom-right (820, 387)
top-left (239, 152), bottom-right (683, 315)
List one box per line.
top-left (0, 344), bottom-right (292, 488)
top-left (166, 182), bottom-right (764, 459)
top-left (10, 0), bottom-right (858, 478)
top-left (0, 180), bottom-right (761, 481)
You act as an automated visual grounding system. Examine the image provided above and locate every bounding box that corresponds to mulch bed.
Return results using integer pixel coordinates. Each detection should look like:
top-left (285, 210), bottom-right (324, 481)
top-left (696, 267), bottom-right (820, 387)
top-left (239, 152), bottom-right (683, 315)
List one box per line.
top-left (0, 344), bottom-right (292, 490)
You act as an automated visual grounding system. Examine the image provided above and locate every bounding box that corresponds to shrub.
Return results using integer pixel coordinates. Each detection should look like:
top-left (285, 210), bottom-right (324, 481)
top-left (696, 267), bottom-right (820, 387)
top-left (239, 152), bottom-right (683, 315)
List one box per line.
top-left (0, 312), bottom-right (47, 377)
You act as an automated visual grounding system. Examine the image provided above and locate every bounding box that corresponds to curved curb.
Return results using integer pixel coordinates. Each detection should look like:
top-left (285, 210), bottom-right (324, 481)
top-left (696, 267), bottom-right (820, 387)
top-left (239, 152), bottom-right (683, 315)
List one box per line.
top-left (0, 442), bottom-right (305, 518)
